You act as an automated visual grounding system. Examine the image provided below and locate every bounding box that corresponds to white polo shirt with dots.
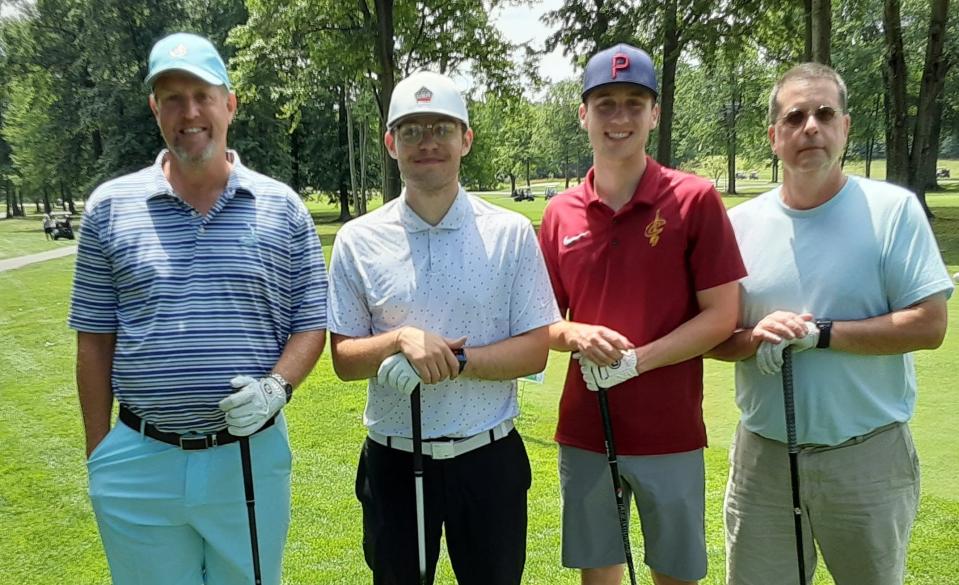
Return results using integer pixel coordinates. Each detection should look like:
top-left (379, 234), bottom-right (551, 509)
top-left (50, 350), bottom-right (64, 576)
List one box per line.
top-left (327, 186), bottom-right (560, 439)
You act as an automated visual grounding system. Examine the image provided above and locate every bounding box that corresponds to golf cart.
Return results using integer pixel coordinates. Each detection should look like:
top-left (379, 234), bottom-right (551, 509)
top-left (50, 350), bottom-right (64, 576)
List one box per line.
top-left (512, 187), bottom-right (534, 202)
top-left (50, 212), bottom-right (75, 240)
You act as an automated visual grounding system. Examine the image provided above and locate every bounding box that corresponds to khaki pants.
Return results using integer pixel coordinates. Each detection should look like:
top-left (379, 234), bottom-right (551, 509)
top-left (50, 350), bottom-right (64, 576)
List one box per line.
top-left (725, 422), bottom-right (920, 585)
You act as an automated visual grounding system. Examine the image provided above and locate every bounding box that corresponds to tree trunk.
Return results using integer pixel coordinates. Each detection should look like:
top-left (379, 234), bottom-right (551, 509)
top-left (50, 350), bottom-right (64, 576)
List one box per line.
top-left (771, 155), bottom-right (779, 183)
top-left (290, 125), bottom-right (302, 193)
top-left (338, 87), bottom-right (354, 222)
top-left (920, 102), bottom-right (943, 192)
top-left (907, 0), bottom-right (950, 217)
top-left (43, 186), bottom-right (52, 214)
top-left (882, 0), bottom-right (909, 187)
top-left (373, 0), bottom-right (400, 202)
top-left (359, 115), bottom-right (369, 215)
top-left (4, 180), bottom-right (10, 219)
top-left (803, 0), bottom-right (813, 61)
top-left (811, 0), bottom-right (832, 65)
top-left (656, 0), bottom-right (679, 167)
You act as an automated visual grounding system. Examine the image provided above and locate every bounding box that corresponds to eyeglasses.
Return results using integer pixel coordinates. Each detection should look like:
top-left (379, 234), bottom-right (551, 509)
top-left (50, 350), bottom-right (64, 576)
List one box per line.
top-left (394, 120), bottom-right (460, 145)
top-left (779, 105), bottom-right (841, 128)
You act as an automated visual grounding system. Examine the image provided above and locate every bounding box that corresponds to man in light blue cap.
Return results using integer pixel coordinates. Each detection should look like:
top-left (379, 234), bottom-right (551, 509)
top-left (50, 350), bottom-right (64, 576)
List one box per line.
top-left (70, 32), bottom-right (328, 584)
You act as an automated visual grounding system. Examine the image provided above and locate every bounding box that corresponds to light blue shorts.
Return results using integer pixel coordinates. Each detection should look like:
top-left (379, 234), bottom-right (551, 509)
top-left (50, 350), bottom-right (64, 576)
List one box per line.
top-left (86, 414), bottom-right (292, 585)
top-left (559, 444), bottom-right (707, 581)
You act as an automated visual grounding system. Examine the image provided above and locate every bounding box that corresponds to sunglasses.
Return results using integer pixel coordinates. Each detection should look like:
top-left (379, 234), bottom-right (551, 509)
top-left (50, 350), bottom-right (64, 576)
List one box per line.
top-left (779, 105), bottom-right (841, 128)
top-left (394, 120), bottom-right (460, 145)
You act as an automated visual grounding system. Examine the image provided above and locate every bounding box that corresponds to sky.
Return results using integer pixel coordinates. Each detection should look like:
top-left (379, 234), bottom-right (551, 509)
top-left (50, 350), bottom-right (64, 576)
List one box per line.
top-left (490, 0), bottom-right (578, 85)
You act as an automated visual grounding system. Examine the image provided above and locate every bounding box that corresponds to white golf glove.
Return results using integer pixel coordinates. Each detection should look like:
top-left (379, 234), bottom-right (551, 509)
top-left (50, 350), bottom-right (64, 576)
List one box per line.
top-left (377, 353), bottom-right (422, 396)
top-left (578, 350), bottom-right (639, 391)
top-left (756, 321), bottom-right (820, 375)
top-left (218, 375), bottom-right (287, 436)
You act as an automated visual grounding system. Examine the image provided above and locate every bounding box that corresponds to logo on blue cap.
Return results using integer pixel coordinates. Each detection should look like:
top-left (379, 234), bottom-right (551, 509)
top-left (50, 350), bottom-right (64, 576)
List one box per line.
top-left (582, 43), bottom-right (658, 100)
top-left (144, 33), bottom-right (232, 91)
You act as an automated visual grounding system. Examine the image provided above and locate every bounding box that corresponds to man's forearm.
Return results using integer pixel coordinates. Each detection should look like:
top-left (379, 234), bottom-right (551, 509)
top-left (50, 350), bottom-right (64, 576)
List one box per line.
top-left (830, 295), bottom-right (947, 355)
top-left (547, 320), bottom-right (577, 352)
top-left (463, 326), bottom-right (549, 381)
top-left (76, 332), bottom-right (116, 457)
top-left (330, 330), bottom-right (404, 381)
top-left (706, 329), bottom-right (759, 362)
top-left (634, 306), bottom-right (738, 374)
top-left (273, 329), bottom-right (326, 387)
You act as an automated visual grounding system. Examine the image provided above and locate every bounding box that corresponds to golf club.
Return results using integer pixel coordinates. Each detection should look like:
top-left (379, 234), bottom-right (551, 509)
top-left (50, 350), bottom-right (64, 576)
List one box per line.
top-left (239, 437), bottom-right (263, 585)
top-left (781, 347), bottom-right (806, 585)
top-left (597, 387), bottom-right (638, 585)
top-left (410, 384), bottom-right (427, 585)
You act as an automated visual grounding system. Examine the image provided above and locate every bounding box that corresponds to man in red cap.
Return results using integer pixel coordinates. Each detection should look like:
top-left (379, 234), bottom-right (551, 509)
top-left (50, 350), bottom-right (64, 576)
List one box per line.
top-left (539, 43), bottom-right (746, 585)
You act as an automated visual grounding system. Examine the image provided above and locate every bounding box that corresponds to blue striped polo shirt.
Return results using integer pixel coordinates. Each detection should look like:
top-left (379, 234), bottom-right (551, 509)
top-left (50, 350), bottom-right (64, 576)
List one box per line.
top-left (69, 150), bottom-right (328, 433)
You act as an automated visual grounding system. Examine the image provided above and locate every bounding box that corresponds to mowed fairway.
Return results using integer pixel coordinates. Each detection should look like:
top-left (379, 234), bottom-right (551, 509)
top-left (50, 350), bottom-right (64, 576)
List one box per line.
top-left (0, 194), bottom-right (957, 584)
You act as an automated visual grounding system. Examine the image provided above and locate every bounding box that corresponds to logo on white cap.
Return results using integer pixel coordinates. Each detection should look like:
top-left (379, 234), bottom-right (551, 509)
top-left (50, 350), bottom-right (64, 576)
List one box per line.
top-left (170, 43), bottom-right (188, 59)
top-left (415, 87), bottom-right (433, 104)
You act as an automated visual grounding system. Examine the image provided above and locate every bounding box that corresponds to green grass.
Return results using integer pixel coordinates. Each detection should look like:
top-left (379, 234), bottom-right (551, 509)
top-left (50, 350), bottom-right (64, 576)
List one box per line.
top-left (1, 190), bottom-right (957, 584)
top-left (0, 216), bottom-right (78, 260)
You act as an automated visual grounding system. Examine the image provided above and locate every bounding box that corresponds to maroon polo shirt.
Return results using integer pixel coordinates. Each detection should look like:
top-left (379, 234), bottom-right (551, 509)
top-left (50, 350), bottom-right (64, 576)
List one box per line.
top-left (539, 157), bottom-right (746, 455)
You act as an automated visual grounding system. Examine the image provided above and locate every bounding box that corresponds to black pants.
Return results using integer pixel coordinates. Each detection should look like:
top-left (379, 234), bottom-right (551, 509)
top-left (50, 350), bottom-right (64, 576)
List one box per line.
top-left (355, 429), bottom-right (531, 585)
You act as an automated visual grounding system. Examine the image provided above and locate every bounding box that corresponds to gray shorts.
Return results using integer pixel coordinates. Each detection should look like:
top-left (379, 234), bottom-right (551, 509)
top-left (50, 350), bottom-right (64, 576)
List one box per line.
top-left (558, 444), bottom-right (707, 581)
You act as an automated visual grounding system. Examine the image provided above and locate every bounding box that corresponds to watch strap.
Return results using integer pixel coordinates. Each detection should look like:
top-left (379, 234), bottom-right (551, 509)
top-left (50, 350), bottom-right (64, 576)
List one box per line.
top-left (453, 348), bottom-right (467, 374)
top-left (268, 372), bottom-right (294, 402)
top-left (815, 319), bottom-right (832, 349)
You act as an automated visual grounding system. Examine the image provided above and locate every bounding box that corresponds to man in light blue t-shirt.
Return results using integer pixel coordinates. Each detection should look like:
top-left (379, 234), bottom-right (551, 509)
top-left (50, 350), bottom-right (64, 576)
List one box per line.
top-left (710, 63), bottom-right (952, 585)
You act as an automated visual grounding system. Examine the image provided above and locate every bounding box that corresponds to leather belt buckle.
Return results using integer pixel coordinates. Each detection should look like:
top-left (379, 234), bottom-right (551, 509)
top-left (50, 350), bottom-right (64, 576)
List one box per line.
top-left (180, 435), bottom-right (215, 450)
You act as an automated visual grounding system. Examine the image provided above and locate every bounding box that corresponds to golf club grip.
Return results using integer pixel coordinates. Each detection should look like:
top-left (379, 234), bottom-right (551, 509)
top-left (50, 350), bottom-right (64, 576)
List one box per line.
top-left (781, 347), bottom-right (807, 584)
top-left (239, 437), bottom-right (263, 585)
top-left (597, 389), bottom-right (639, 585)
top-left (410, 385), bottom-right (427, 582)
top-left (411, 386), bottom-right (423, 470)
top-left (782, 347), bottom-right (798, 453)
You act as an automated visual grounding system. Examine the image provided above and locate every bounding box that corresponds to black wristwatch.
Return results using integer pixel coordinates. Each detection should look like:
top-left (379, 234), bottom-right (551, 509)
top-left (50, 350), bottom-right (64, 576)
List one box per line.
top-left (453, 348), bottom-right (468, 374)
top-left (815, 319), bottom-right (833, 349)
top-left (268, 372), bottom-right (294, 402)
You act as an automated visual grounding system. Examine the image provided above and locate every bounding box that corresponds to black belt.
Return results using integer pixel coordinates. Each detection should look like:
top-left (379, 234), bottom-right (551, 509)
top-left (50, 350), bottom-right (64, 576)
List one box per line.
top-left (118, 405), bottom-right (275, 450)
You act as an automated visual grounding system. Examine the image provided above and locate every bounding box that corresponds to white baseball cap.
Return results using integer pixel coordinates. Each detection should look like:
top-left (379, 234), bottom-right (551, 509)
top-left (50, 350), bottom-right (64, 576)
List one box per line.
top-left (387, 71), bottom-right (469, 128)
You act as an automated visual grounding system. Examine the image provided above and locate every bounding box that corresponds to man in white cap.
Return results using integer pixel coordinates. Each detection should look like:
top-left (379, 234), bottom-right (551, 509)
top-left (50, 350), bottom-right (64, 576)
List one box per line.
top-left (538, 43), bottom-right (745, 585)
top-left (326, 70), bottom-right (560, 584)
top-left (69, 32), bottom-right (327, 584)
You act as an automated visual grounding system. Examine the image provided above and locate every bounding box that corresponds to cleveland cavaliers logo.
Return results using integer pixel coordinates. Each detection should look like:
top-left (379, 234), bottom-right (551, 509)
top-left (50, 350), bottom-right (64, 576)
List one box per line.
top-left (645, 209), bottom-right (666, 247)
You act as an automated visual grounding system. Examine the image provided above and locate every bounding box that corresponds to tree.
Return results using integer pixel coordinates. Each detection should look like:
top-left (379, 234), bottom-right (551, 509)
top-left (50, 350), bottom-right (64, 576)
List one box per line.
top-left (883, 0), bottom-right (953, 216)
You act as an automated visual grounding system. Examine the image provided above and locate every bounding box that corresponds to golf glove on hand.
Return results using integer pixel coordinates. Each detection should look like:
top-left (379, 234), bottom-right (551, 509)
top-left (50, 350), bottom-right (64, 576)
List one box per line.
top-left (377, 353), bottom-right (422, 396)
top-left (218, 375), bottom-right (287, 436)
top-left (578, 350), bottom-right (639, 390)
top-left (756, 321), bottom-right (820, 375)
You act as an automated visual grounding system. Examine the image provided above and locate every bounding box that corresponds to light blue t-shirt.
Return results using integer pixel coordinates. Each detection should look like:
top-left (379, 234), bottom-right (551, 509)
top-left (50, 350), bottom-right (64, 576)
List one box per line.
top-left (728, 176), bottom-right (953, 445)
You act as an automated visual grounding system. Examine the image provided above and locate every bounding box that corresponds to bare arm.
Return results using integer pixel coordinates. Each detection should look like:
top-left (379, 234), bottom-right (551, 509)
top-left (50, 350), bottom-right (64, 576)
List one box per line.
top-left (708, 293), bottom-right (948, 362)
top-left (461, 325), bottom-right (549, 380)
top-left (76, 332), bottom-right (116, 457)
top-left (331, 327), bottom-right (465, 385)
top-left (632, 280), bottom-right (740, 374)
top-left (273, 329), bottom-right (327, 387)
top-left (547, 320), bottom-right (635, 365)
top-left (831, 294), bottom-right (947, 354)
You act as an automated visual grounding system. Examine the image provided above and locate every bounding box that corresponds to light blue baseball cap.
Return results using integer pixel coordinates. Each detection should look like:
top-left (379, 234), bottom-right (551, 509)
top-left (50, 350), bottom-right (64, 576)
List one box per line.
top-left (144, 33), bottom-right (232, 90)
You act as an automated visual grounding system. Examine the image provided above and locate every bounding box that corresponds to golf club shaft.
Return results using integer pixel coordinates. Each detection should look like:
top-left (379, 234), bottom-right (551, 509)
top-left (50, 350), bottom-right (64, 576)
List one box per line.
top-left (781, 347), bottom-right (806, 585)
top-left (239, 437), bottom-right (263, 585)
top-left (597, 388), bottom-right (638, 585)
top-left (410, 385), bottom-right (427, 585)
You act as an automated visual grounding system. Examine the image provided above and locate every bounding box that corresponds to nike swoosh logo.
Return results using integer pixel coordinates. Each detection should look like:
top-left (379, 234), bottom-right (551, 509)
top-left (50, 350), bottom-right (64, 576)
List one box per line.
top-left (563, 231), bottom-right (590, 247)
